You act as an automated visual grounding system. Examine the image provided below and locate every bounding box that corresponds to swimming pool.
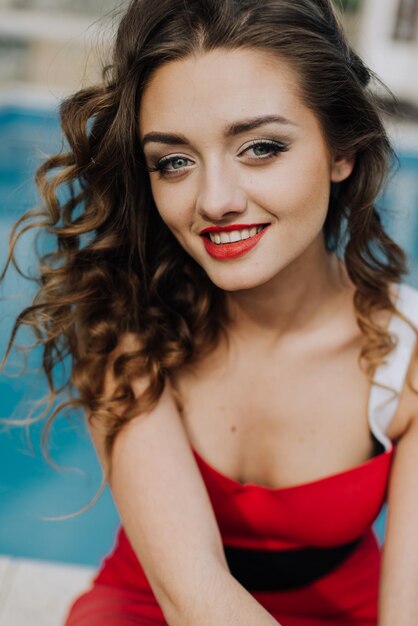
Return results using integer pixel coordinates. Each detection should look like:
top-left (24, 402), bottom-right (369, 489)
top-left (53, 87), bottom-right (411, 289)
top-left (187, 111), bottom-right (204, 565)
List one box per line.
top-left (0, 105), bottom-right (119, 567)
top-left (1, 105), bottom-right (418, 567)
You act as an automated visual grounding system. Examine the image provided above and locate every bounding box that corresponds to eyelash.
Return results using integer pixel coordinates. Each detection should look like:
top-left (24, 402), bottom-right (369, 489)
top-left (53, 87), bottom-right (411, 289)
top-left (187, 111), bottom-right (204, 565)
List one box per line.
top-left (146, 139), bottom-right (289, 178)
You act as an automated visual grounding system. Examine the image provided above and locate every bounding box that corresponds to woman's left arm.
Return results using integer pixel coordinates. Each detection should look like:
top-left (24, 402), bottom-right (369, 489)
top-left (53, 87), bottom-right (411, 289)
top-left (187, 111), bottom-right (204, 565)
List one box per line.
top-left (378, 415), bottom-right (418, 626)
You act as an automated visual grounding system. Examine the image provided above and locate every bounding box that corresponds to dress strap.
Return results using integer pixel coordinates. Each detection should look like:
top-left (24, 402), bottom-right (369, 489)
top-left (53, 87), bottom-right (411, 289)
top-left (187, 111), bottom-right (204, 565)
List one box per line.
top-left (368, 283), bottom-right (418, 450)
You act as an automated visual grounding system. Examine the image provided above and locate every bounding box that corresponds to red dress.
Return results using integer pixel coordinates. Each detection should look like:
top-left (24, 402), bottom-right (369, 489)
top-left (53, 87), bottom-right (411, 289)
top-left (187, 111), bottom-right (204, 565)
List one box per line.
top-left (65, 282), bottom-right (418, 626)
top-left (65, 442), bottom-right (394, 626)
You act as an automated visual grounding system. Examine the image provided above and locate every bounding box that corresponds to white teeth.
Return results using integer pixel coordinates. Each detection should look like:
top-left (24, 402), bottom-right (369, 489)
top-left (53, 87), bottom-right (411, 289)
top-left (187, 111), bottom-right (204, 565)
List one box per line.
top-left (208, 226), bottom-right (266, 245)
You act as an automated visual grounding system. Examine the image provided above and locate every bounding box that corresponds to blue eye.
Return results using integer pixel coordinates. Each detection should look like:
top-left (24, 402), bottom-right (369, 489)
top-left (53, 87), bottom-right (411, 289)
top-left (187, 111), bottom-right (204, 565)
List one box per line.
top-left (253, 144), bottom-right (273, 156)
top-left (243, 140), bottom-right (289, 160)
top-left (166, 157), bottom-right (190, 170)
top-left (146, 139), bottom-right (288, 178)
top-left (147, 155), bottom-right (194, 177)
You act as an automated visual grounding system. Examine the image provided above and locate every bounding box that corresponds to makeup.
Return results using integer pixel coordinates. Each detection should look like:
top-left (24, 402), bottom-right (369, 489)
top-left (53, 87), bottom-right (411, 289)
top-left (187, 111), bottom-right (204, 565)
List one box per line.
top-left (200, 225), bottom-right (269, 260)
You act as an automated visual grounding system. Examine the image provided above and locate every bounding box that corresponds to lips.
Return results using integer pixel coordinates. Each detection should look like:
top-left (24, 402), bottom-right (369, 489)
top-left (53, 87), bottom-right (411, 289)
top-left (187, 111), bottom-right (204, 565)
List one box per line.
top-left (200, 223), bottom-right (267, 235)
top-left (201, 224), bottom-right (269, 260)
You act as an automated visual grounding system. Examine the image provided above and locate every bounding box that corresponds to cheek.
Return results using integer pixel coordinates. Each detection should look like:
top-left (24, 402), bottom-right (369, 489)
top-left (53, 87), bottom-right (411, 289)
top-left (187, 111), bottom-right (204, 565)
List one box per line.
top-left (149, 180), bottom-right (166, 217)
top-left (150, 183), bottom-right (197, 255)
top-left (249, 150), bottom-right (331, 223)
top-left (150, 184), bottom-right (181, 231)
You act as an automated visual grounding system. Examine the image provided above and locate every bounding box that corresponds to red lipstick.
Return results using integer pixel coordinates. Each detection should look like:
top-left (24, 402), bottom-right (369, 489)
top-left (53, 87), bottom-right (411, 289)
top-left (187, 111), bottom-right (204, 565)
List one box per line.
top-left (201, 225), bottom-right (269, 260)
top-left (200, 223), bottom-right (266, 235)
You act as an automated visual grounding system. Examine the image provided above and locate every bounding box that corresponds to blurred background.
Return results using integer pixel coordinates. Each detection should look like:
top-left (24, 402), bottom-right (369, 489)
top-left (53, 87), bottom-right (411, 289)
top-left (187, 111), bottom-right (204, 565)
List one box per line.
top-left (0, 0), bottom-right (418, 597)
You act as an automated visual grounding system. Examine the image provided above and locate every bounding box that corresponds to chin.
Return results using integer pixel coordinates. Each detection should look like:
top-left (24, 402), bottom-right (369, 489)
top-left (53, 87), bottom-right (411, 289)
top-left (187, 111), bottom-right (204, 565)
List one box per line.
top-left (206, 269), bottom-right (272, 293)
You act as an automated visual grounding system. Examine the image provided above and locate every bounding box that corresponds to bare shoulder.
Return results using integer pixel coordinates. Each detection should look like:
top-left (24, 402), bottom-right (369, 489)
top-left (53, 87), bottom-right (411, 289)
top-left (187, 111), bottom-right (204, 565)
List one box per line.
top-left (87, 331), bottom-right (196, 473)
top-left (86, 331), bottom-right (151, 461)
top-left (86, 332), bottom-right (228, 612)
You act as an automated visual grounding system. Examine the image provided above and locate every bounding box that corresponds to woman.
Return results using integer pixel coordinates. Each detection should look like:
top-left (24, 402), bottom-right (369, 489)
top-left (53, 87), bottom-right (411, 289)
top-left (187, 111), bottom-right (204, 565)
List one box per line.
top-left (3, 0), bottom-right (418, 624)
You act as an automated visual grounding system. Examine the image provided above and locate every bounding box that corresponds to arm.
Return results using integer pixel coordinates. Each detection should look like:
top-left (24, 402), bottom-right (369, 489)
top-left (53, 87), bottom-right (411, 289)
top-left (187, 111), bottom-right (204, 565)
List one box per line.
top-left (89, 347), bottom-right (281, 626)
top-left (378, 415), bottom-right (418, 626)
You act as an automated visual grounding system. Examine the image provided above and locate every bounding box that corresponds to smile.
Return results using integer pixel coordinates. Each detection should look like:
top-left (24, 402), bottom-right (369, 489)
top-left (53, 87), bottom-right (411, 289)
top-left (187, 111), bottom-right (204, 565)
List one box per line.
top-left (200, 224), bottom-right (269, 260)
top-left (208, 226), bottom-right (265, 245)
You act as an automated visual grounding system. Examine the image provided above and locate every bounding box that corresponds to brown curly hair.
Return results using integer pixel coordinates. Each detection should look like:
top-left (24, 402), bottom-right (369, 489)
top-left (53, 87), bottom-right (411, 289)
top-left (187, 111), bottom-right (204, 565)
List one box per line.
top-left (2, 0), bottom-right (416, 478)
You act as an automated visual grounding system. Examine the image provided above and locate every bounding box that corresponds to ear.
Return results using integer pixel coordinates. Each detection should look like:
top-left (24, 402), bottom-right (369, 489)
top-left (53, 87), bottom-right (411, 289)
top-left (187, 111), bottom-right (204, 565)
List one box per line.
top-left (330, 154), bottom-right (356, 183)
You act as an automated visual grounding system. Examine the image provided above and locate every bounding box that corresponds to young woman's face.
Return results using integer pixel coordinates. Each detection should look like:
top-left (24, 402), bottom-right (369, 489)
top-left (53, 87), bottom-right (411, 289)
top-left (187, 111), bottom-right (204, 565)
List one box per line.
top-left (140, 48), bottom-right (353, 292)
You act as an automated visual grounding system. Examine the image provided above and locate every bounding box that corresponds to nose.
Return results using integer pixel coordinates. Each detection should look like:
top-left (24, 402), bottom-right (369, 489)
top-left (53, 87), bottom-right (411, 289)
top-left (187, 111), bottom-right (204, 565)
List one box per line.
top-left (196, 159), bottom-right (247, 221)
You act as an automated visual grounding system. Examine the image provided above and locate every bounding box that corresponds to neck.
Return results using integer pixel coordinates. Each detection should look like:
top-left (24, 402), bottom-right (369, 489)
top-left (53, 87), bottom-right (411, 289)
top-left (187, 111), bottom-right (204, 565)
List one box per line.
top-left (225, 242), bottom-right (352, 344)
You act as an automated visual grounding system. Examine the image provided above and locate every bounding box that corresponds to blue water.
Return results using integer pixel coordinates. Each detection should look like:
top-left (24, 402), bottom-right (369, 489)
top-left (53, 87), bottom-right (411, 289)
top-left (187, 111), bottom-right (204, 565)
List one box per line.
top-left (1, 106), bottom-right (418, 567)
top-left (0, 106), bottom-right (119, 567)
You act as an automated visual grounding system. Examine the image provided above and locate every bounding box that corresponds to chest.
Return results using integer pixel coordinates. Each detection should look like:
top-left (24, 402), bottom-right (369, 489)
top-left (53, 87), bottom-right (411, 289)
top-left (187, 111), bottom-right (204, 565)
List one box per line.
top-left (174, 333), bottom-right (392, 489)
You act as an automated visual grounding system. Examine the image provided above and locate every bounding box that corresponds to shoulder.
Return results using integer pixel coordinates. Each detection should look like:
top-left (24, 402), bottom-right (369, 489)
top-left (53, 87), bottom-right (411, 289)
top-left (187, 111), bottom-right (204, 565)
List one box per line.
top-left (388, 282), bottom-right (418, 440)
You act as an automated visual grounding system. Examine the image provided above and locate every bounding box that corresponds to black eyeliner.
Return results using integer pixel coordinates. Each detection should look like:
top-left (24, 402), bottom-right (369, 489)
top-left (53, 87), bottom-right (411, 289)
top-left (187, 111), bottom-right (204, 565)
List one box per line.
top-left (145, 138), bottom-right (289, 176)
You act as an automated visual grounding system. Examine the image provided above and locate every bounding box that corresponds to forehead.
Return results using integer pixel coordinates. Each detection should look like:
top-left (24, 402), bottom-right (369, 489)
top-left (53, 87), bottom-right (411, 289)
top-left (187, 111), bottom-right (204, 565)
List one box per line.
top-left (139, 48), bottom-right (308, 137)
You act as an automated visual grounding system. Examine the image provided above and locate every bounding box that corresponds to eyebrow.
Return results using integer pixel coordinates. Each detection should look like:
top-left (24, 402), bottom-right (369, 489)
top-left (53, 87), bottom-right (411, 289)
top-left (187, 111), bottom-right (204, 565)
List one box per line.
top-left (141, 115), bottom-right (296, 147)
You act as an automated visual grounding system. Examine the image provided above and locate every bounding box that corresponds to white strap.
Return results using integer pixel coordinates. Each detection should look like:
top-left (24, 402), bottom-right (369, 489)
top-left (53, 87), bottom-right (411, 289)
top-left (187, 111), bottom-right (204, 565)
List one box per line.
top-left (368, 283), bottom-right (418, 450)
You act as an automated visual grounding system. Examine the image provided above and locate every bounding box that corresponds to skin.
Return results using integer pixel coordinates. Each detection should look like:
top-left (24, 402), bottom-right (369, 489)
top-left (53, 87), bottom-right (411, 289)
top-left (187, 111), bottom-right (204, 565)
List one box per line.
top-left (139, 47), bottom-right (389, 491)
top-left (139, 47), bottom-right (355, 343)
top-left (136, 47), bottom-right (418, 623)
